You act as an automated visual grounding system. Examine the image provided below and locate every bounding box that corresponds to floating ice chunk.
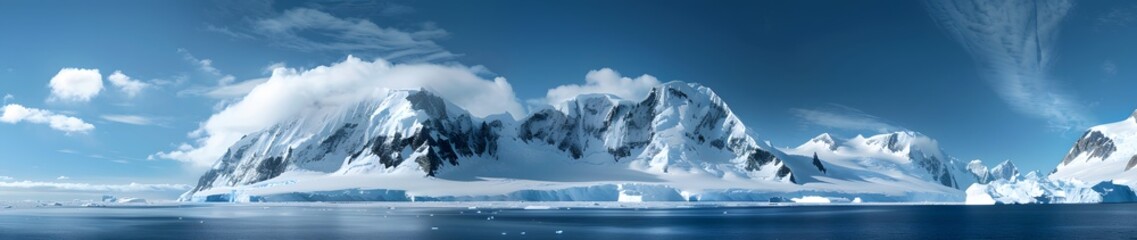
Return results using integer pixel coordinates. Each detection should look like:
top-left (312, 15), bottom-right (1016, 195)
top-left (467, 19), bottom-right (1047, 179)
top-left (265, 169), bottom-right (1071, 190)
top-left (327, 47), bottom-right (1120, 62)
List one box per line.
top-left (523, 205), bottom-right (552, 210)
top-left (431, 227), bottom-right (438, 230)
top-left (790, 196), bottom-right (831, 204)
top-left (555, 230), bottom-right (564, 234)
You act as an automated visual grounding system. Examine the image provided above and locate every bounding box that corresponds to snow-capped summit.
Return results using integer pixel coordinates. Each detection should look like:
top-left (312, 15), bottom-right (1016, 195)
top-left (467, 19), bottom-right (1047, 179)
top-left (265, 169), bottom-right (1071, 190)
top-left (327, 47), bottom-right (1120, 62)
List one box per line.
top-left (798, 133), bottom-right (839, 151)
top-left (988, 160), bottom-right (1019, 182)
top-left (1051, 110), bottom-right (1137, 187)
top-left (967, 160), bottom-right (989, 183)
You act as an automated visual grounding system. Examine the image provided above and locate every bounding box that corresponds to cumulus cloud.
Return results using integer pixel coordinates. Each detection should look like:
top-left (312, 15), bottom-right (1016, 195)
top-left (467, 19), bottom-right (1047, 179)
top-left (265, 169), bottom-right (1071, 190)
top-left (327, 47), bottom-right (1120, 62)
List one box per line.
top-left (56, 176), bottom-right (70, 180)
top-left (248, 8), bottom-right (456, 62)
top-left (1, 104), bottom-right (95, 133)
top-left (101, 114), bottom-right (157, 126)
top-left (925, 0), bottom-right (1091, 131)
top-left (792, 104), bottom-right (905, 134)
top-left (0, 176), bottom-right (12, 181)
top-left (0, 181), bottom-right (190, 192)
top-left (107, 71), bottom-right (150, 97)
top-left (153, 56), bottom-right (524, 168)
top-left (48, 68), bottom-right (103, 102)
top-left (545, 68), bottom-right (662, 104)
top-left (2, 94), bottom-right (12, 103)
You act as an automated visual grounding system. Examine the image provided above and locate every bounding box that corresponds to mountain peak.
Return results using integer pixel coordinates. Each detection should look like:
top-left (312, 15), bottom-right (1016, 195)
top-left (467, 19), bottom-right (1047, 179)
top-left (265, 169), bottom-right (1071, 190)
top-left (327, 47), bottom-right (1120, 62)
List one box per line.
top-left (989, 160), bottom-right (1019, 181)
top-left (800, 133), bottom-right (839, 150)
top-left (862, 131), bottom-right (932, 153)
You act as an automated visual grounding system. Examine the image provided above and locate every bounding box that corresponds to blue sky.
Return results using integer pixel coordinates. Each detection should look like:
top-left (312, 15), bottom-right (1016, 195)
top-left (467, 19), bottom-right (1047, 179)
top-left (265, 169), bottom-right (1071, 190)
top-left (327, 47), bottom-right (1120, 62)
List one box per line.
top-left (0, 0), bottom-right (1135, 200)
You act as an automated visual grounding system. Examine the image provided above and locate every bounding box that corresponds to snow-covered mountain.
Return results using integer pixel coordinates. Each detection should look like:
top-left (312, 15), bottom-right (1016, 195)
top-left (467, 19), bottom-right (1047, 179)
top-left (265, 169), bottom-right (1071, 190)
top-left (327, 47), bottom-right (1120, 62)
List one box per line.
top-left (1051, 110), bottom-right (1137, 187)
top-left (963, 110), bottom-right (1137, 204)
top-left (780, 132), bottom-right (974, 197)
top-left (184, 82), bottom-right (810, 202)
top-left (182, 81), bottom-right (1137, 204)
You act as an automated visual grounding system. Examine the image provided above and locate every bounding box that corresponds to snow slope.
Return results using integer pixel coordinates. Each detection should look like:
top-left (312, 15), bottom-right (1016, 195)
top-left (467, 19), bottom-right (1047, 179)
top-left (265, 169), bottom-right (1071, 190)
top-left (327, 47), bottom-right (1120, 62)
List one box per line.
top-left (1051, 110), bottom-right (1137, 187)
top-left (779, 132), bottom-right (973, 201)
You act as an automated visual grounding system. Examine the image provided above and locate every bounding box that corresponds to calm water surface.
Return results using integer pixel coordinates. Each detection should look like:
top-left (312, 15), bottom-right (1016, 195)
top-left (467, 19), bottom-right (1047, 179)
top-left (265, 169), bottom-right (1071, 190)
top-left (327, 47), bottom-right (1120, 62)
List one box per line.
top-left (2, 204), bottom-right (1136, 239)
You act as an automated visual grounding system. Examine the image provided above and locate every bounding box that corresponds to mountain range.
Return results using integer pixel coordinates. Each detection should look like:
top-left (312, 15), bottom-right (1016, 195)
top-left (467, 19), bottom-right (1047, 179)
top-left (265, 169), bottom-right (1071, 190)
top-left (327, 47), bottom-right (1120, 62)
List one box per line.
top-left (181, 82), bottom-right (1135, 204)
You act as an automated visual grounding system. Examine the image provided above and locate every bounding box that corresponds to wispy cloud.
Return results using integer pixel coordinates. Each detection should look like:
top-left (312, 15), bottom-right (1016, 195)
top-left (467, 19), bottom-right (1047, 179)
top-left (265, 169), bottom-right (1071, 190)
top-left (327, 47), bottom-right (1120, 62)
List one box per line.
top-left (1097, 4), bottom-right (1137, 28)
top-left (0, 181), bottom-right (190, 192)
top-left (0, 176), bottom-right (12, 181)
top-left (791, 104), bottom-right (905, 134)
top-left (1, 104), bottom-right (95, 133)
top-left (178, 49), bottom-right (236, 85)
top-left (100, 114), bottom-right (160, 126)
top-left (925, 0), bottom-right (1091, 131)
top-left (1102, 60), bottom-right (1118, 78)
top-left (211, 6), bottom-right (456, 63)
top-left (56, 176), bottom-right (70, 180)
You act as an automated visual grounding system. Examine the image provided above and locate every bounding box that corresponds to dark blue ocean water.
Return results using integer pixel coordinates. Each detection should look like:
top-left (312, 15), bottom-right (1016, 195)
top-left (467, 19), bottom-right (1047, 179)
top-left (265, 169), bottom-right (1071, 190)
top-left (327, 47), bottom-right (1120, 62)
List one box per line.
top-left (2, 204), bottom-right (1136, 239)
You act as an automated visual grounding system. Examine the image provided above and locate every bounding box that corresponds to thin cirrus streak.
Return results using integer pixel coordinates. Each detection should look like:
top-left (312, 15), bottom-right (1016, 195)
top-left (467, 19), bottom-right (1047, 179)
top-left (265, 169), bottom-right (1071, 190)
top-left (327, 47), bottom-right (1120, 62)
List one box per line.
top-left (925, 0), bottom-right (1091, 131)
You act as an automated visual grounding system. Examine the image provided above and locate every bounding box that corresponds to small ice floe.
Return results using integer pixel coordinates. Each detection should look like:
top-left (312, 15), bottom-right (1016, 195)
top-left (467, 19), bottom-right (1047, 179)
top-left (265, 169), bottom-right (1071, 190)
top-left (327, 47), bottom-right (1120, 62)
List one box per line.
top-left (555, 230), bottom-right (564, 234)
top-left (486, 216), bottom-right (495, 221)
top-left (80, 203), bottom-right (105, 207)
top-left (523, 205), bottom-right (552, 210)
top-left (501, 232), bottom-right (507, 235)
top-left (790, 196), bottom-right (831, 204)
top-left (467, 206), bottom-right (478, 210)
top-left (520, 232), bottom-right (526, 235)
top-left (430, 227), bottom-right (439, 231)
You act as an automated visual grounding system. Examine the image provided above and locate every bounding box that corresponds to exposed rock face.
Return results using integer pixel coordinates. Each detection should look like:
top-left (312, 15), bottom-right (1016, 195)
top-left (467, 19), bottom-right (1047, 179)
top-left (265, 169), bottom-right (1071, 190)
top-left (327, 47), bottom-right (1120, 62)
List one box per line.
top-left (811, 153), bottom-right (827, 174)
top-left (1062, 131), bottom-right (1116, 165)
top-left (1127, 155), bottom-right (1137, 171)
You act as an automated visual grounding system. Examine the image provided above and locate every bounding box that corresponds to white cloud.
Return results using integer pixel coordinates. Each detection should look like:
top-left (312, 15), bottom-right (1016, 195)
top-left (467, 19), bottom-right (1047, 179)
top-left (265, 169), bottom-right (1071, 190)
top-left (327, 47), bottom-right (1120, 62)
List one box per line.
top-left (48, 68), bottom-right (103, 102)
top-left (925, 0), bottom-right (1091, 131)
top-left (107, 71), bottom-right (150, 97)
top-left (2, 94), bottom-right (12, 103)
top-left (545, 68), bottom-right (662, 104)
top-left (0, 181), bottom-right (190, 192)
top-left (791, 105), bottom-right (904, 134)
top-left (56, 176), bottom-right (69, 180)
top-left (100, 114), bottom-right (157, 126)
top-left (252, 8), bottom-right (457, 62)
top-left (1, 104), bottom-right (95, 133)
top-left (0, 176), bottom-right (12, 181)
top-left (153, 56), bottom-right (524, 168)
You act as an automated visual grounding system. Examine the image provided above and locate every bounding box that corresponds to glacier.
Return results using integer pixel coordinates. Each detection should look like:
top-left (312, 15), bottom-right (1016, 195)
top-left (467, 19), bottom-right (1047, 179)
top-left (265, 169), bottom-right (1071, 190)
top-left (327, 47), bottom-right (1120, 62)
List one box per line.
top-left (965, 171), bottom-right (1136, 205)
